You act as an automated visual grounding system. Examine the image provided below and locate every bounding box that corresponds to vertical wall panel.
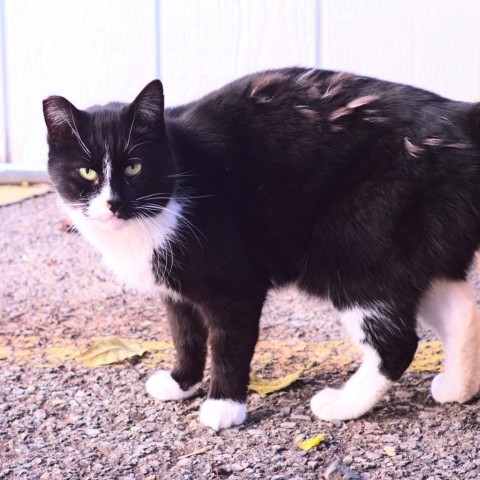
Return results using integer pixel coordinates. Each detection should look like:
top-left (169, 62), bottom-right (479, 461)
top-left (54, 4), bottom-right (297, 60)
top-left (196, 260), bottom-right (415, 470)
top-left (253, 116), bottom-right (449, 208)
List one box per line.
top-left (4, 0), bottom-right (157, 168)
top-left (159, 0), bottom-right (318, 106)
top-left (320, 0), bottom-right (480, 101)
top-left (0, 0), bottom-right (7, 163)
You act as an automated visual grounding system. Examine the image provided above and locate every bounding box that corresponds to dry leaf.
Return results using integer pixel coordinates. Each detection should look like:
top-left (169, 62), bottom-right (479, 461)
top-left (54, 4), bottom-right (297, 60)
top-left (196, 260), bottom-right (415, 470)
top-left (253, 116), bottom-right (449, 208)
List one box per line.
top-left (297, 433), bottom-right (325, 451)
top-left (384, 446), bottom-right (396, 457)
top-left (0, 184), bottom-right (52, 206)
top-left (248, 363), bottom-right (315, 395)
top-left (80, 336), bottom-right (147, 367)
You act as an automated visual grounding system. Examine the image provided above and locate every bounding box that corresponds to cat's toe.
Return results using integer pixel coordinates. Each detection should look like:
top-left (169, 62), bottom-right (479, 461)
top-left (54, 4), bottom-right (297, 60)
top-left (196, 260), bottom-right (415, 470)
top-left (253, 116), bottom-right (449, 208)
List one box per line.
top-left (310, 387), bottom-right (347, 421)
top-left (199, 399), bottom-right (247, 430)
top-left (146, 370), bottom-right (200, 401)
top-left (431, 373), bottom-right (478, 404)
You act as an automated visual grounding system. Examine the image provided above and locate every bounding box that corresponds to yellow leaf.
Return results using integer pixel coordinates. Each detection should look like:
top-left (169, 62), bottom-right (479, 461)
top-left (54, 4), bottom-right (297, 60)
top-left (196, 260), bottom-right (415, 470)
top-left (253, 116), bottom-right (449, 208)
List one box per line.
top-left (79, 336), bottom-right (147, 367)
top-left (248, 363), bottom-right (315, 395)
top-left (297, 433), bottom-right (325, 451)
top-left (384, 446), bottom-right (396, 457)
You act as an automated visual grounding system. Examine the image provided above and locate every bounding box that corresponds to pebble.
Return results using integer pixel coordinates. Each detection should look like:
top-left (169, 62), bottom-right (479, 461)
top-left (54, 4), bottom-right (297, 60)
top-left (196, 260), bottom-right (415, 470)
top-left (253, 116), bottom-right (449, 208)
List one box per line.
top-left (324, 460), bottom-right (362, 479)
top-left (279, 422), bottom-right (296, 429)
top-left (176, 458), bottom-right (192, 468)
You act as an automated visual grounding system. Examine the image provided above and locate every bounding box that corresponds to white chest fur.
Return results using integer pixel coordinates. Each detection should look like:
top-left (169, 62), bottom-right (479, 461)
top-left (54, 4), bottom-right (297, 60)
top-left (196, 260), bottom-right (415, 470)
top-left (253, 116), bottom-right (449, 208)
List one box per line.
top-left (64, 200), bottom-right (182, 296)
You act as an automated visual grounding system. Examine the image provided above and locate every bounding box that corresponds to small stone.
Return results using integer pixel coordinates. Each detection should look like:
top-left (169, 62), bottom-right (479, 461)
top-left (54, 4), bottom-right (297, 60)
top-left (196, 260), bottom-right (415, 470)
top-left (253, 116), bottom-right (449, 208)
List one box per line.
top-left (84, 428), bottom-right (101, 437)
top-left (365, 451), bottom-right (381, 461)
top-left (230, 462), bottom-right (249, 472)
top-left (324, 459), bottom-right (362, 480)
top-left (279, 422), bottom-right (296, 429)
top-left (33, 409), bottom-right (47, 421)
top-left (176, 458), bottom-right (192, 468)
top-left (290, 414), bottom-right (310, 421)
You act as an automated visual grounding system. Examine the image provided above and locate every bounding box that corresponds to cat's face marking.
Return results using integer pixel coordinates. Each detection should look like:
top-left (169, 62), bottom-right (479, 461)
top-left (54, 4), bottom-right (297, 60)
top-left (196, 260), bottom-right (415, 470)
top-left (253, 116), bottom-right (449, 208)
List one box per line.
top-left (85, 149), bottom-right (125, 229)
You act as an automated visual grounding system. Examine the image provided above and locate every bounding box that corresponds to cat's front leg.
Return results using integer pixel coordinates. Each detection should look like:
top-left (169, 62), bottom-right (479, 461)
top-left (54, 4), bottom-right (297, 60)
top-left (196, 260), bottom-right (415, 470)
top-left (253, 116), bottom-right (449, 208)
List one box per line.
top-left (198, 300), bottom-right (264, 430)
top-left (311, 304), bottom-right (418, 421)
top-left (146, 298), bottom-right (207, 401)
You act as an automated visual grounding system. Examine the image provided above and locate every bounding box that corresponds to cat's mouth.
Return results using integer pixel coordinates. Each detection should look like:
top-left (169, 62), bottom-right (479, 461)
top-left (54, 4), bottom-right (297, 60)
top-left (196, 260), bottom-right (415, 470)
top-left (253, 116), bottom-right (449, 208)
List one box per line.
top-left (91, 211), bottom-right (128, 230)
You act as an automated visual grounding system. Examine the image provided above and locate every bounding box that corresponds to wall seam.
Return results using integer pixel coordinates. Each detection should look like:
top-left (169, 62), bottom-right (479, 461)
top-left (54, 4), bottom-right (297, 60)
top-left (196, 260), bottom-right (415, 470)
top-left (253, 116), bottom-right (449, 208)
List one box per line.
top-left (314, 0), bottom-right (321, 67)
top-left (0, 0), bottom-right (10, 163)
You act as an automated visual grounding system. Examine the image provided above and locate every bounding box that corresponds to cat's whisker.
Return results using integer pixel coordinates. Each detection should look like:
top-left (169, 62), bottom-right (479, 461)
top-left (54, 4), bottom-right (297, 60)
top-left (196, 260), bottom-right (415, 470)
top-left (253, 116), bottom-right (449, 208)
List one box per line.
top-left (124, 109), bottom-right (137, 151)
top-left (63, 106), bottom-right (91, 158)
top-left (49, 226), bottom-right (77, 263)
top-left (138, 203), bottom-right (205, 249)
top-left (127, 140), bottom-right (151, 155)
top-left (134, 192), bottom-right (171, 202)
top-left (167, 169), bottom-right (201, 179)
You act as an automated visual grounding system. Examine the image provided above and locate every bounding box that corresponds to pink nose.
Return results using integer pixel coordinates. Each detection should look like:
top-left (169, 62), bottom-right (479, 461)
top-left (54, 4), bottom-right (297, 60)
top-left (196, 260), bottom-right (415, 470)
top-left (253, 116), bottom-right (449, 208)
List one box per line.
top-left (106, 199), bottom-right (121, 213)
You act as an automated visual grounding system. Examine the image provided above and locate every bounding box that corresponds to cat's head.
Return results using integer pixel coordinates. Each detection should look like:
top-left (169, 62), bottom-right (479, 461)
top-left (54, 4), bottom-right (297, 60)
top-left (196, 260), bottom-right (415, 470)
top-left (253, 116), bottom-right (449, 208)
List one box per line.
top-left (43, 80), bottom-right (176, 230)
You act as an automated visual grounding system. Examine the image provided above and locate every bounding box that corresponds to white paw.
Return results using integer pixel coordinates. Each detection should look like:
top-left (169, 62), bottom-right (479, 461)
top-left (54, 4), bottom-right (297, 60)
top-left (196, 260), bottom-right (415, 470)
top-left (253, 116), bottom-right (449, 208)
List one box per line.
top-left (431, 373), bottom-right (478, 404)
top-left (145, 370), bottom-right (200, 401)
top-left (310, 387), bottom-right (350, 421)
top-left (199, 399), bottom-right (247, 430)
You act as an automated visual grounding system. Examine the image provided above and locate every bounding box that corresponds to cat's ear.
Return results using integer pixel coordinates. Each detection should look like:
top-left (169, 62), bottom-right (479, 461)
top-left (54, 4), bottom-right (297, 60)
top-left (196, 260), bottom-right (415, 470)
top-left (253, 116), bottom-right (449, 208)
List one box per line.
top-left (43, 96), bottom-right (83, 142)
top-left (129, 80), bottom-right (164, 130)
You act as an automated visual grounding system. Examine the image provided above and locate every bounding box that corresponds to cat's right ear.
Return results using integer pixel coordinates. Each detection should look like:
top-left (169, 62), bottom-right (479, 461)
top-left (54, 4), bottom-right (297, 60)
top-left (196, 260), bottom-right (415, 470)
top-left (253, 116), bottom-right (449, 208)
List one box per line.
top-left (42, 96), bottom-right (82, 142)
top-left (129, 80), bottom-right (165, 131)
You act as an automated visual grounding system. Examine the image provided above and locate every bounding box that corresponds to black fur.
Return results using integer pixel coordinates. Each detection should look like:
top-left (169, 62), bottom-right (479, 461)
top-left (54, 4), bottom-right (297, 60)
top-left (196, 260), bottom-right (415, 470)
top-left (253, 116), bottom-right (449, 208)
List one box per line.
top-left (44, 68), bottom-right (480, 404)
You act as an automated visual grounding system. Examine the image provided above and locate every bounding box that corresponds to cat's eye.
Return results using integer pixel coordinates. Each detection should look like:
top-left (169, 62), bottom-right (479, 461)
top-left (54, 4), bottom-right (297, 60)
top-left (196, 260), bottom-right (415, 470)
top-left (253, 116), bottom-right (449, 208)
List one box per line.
top-left (78, 167), bottom-right (98, 181)
top-left (125, 162), bottom-right (142, 177)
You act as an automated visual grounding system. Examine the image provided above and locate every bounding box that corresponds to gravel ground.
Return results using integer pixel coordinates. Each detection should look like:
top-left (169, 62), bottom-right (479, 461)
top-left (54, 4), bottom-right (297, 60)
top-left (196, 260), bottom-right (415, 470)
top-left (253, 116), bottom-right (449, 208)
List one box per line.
top-left (1, 193), bottom-right (480, 480)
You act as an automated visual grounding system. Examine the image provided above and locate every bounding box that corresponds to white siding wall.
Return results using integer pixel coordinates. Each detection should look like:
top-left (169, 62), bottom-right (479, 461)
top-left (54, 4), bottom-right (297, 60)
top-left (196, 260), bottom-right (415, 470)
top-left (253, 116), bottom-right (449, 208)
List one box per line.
top-left (0, 0), bottom-right (7, 163)
top-left (2, 0), bottom-right (158, 168)
top-left (320, 0), bottom-right (480, 102)
top-left (1, 0), bottom-right (480, 169)
top-left (160, 0), bottom-right (317, 106)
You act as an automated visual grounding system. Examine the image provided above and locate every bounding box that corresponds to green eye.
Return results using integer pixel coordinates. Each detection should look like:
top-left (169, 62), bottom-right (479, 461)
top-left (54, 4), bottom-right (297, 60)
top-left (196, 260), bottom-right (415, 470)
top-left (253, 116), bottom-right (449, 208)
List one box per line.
top-left (78, 167), bottom-right (98, 181)
top-left (125, 162), bottom-right (142, 177)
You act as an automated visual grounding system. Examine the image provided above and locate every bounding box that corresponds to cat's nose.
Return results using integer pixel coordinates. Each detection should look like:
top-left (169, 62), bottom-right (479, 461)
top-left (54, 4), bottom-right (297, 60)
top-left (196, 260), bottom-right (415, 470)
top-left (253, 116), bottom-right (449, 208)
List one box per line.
top-left (106, 198), bottom-right (121, 214)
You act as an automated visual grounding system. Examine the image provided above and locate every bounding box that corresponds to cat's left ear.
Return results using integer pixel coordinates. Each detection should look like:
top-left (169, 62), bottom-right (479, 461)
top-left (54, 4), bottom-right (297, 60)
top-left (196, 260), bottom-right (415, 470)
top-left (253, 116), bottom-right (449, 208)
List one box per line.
top-left (129, 80), bottom-right (165, 130)
top-left (43, 95), bottom-right (84, 143)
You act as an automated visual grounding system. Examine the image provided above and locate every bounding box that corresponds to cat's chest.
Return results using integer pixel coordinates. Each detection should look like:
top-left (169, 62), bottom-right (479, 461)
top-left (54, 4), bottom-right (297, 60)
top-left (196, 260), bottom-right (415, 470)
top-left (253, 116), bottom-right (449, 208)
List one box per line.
top-left (66, 204), bottom-right (181, 298)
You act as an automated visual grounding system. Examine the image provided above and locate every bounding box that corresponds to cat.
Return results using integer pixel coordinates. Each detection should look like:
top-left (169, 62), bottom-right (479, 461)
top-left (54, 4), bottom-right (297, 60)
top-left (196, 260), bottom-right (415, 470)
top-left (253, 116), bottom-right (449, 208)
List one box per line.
top-left (43, 67), bottom-right (480, 430)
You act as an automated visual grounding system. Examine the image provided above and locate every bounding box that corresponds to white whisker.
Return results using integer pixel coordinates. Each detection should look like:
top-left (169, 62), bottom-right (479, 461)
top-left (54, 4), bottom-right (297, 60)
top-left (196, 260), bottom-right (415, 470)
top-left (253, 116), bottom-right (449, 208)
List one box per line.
top-left (127, 140), bottom-right (151, 155)
top-left (124, 108), bottom-right (137, 151)
top-left (66, 105), bottom-right (91, 158)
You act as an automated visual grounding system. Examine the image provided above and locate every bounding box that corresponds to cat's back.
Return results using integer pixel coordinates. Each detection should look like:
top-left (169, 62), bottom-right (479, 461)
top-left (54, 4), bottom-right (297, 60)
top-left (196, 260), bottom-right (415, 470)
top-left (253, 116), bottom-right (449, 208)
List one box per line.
top-left (169, 68), bottom-right (476, 168)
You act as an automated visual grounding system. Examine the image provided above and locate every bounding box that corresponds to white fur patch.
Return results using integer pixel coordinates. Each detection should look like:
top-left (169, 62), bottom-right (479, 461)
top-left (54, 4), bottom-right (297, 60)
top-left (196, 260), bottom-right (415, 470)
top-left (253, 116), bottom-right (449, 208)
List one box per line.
top-left (311, 307), bottom-right (393, 421)
top-left (87, 152), bottom-right (113, 222)
top-left (419, 280), bottom-right (480, 403)
top-left (63, 198), bottom-right (182, 299)
top-left (199, 399), bottom-right (247, 430)
top-left (146, 370), bottom-right (200, 401)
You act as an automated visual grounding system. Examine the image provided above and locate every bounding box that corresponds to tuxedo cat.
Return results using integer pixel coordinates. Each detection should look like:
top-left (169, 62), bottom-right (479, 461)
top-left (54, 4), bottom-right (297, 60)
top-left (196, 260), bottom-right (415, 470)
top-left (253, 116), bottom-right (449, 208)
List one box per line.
top-left (43, 68), bottom-right (480, 430)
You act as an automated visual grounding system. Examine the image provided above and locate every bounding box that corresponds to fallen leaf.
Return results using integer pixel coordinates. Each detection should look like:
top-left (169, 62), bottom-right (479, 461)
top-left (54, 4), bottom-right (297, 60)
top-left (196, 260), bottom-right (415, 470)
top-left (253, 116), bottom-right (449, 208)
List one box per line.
top-left (297, 433), bottom-right (325, 451)
top-left (248, 363), bottom-right (315, 395)
top-left (178, 446), bottom-right (212, 459)
top-left (79, 336), bottom-right (147, 367)
top-left (0, 184), bottom-right (52, 206)
top-left (384, 446), bottom-right (396, 457)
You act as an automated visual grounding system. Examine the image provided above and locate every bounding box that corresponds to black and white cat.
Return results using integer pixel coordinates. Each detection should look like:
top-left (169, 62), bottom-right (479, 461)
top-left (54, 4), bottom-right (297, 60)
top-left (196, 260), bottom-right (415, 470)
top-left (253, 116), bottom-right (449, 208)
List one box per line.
top-left (43, 68), bottom-right (480, 430)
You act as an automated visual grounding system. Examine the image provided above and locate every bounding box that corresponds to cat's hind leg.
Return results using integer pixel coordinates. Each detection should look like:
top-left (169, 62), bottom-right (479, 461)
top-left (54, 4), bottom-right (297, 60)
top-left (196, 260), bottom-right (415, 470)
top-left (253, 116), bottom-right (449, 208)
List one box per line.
top-left (418, 280), bottom-right (480, 403)
top-left (146, 298), bottom-right (207, 401)
top-left (311, 304), bottom-right (418, 421)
